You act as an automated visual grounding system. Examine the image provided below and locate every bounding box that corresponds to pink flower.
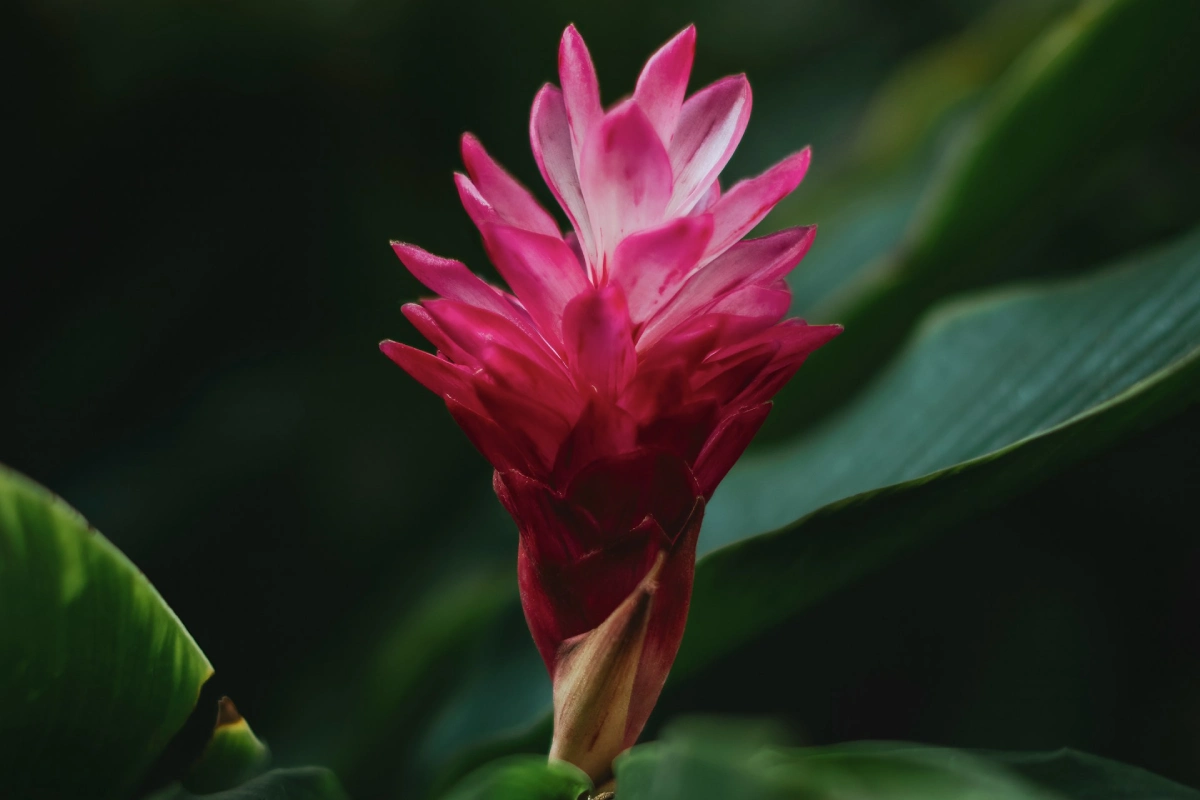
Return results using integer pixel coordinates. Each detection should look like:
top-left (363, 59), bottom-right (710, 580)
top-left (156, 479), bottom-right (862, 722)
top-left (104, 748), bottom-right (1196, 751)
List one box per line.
top-left (382, 24), bottom-right (840, 783)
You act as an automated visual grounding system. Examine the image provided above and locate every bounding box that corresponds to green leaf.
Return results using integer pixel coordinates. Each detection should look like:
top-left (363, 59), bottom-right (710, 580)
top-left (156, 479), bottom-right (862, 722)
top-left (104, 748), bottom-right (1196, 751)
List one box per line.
top-left (771, 0), bottom-right (1200, 432)
top-left (614, 723), bottom-right (1199, 799)
top-left (145, 768), bottom-right (348, 800)
top-left (0, 465), bottom-right (214, 798)
top-left (683, 224), bottom-right (1200, 677)
top-left (440, 756), bottom-right (592, 800)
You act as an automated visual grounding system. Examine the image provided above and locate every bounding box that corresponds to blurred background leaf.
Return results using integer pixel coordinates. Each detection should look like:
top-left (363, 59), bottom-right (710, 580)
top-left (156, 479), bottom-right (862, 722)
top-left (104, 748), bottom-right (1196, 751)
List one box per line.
top-left (617, 723), bottom-right (1055, 800)
top-left (616, 721), bottom-right (1200, 799)
top-left (764, 0), bottom-right (1200, 437)
top-left (183, 697), bottom-right (272, 794)
top-left (440, 756), bottom-right (591, 800)
top-left (146, 768), bottom-right (348, 800)
top-left (4, 0), bottom-right (1199, 797)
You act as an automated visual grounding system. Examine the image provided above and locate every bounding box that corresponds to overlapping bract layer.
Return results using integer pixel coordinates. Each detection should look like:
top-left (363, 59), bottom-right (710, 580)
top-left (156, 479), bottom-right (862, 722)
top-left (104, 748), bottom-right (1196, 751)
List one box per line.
top-left (382, 24), bottom-right (840, 781)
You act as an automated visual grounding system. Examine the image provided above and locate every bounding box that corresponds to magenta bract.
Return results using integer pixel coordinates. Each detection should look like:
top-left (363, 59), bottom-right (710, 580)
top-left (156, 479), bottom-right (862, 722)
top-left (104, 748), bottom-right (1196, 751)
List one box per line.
top-left (382, 24), bottom-right (840, 783)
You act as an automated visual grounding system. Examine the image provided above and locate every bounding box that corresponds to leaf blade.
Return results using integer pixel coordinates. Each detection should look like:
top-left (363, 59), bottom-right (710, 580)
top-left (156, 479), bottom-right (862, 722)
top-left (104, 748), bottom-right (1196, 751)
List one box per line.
top-left (0, 466), bottom-right (214, 797)
top-left (681, 225), bottom-right (1200, 676)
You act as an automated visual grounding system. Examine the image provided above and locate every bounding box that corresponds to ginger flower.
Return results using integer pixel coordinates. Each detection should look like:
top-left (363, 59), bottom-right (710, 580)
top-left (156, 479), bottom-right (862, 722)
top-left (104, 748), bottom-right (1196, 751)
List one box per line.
top-left (382, 24), bottom-right (840, 785)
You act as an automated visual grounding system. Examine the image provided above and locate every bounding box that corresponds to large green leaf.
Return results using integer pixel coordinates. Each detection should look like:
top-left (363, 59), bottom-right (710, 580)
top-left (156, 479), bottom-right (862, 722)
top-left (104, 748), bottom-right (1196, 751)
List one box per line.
top-left (146, 768), bottom-right (348, 800)
top-left (422, 226), bottom-right (1200, 793)
top-left (703, 225), bottom-right (1200, 549)
top-left (769, 0), bottom-right (1200, 433)
top-left (614, 723), bottom-right (1199, 799)
top-left (682, 224), bottom-right (1200, 675)
top-left (0, 465), bottom-right (214, 797)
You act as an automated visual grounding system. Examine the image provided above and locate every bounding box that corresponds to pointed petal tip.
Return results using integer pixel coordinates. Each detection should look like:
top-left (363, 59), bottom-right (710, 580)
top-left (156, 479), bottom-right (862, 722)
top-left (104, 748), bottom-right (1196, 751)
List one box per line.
top-left (390, 240), bottom-right (460, 268)
top-left (379, 339), bottom-right (407, 361)
top-left (559, 23), bottom-right (602, 148)
top-left (635, 25), bottom-right (698, 144)
top-left (656, 23), bottom-right (697, 57)
top-left (457, 136), bottom-right (561, 237)
top-left (810, 323), bottom-right (845, 348)
top-left (530, 83), bottom-right (565, 119)
top-left (559, 24), bottom-right (590, 68)
top-left (704, 72), bottom-right (750, 96)
top-left (787, 148), bottom-right (813, 180)
top-left (391, 240), bottom-right (448, 269)
top-left (390, 240), bottom-right (421, 261)
top-left (796, 321), bottom-right (845, 345)
top-left (459, 131), bottom-right (482, 161)
top-left (460, 132), bottom-right (496, 168)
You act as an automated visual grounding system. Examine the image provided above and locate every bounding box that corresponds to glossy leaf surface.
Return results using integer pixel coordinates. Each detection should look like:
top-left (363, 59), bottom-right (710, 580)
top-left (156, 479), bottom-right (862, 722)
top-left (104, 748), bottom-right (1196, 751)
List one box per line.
top-left (0, 466), bottom-right (214, 798)
top-left (685, 225), bottom-right (1200, 674)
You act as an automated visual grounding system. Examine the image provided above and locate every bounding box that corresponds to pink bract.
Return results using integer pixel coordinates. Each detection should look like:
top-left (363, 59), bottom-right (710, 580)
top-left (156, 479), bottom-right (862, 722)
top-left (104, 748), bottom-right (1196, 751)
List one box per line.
top-left (382, 24), bottom-right (840, 783)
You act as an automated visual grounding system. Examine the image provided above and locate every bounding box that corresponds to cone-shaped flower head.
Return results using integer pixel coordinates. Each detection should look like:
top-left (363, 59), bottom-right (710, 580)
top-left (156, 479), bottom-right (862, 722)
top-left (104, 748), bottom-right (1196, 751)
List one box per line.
top-left (382, 24), bottom-right (840, 784)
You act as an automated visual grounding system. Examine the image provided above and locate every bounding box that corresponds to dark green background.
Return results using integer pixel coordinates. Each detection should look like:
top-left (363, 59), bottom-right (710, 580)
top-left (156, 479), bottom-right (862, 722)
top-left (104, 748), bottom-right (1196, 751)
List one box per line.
top-left (3, 0), bottom-right (1198, 796)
